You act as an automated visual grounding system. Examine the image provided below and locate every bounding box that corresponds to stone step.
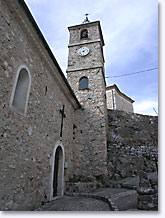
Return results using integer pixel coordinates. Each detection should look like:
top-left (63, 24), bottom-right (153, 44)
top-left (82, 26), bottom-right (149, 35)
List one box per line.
top-left (110, 190), bottom-right (138, 211)
top-left (84, 188), bottom-right (138, 211)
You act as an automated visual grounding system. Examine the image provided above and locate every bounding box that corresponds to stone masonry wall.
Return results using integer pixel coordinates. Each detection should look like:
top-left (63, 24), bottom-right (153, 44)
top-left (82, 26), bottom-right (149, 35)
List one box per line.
top-left (107, 109), bottom-right (158, 180)
top-left (137, 171), bottom-right (158, 210)
top-left (68, 41), bottom-right (104, 70)
top-left (67, 22), bottom-right (108, 179)
top-left (0, 0), bottom-right (78, 210)
top-left (114, 90), bottom-right (133, 113)
top-left (106, 89), bottom-right (133, 113)
top-left (69, 23), bottom-right (102, 46)
top-left (67, 68), bottom-right (108, 178)
top-left (65, 109), bottom-right (158, 196)
top-left (106, 89), bottom-right (114, 109)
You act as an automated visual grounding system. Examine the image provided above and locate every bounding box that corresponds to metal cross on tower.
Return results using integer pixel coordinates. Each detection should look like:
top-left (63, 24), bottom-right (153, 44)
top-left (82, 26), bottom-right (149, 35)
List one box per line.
top-left (83, 13), bottom-right (90, 24)
top-left (60, 105), bottom-right (66, 138)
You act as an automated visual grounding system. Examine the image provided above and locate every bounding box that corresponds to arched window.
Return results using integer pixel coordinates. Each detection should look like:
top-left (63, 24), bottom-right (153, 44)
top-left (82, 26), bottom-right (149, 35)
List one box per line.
top-left (80, 29), bottom-right (88, 39)
top-left (11, 66), bottom-right (31, 115)
top-left (79, 77), bottom-right (88, 89)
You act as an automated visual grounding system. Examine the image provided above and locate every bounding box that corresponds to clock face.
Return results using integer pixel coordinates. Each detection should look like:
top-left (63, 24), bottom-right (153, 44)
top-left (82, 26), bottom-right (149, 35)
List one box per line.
top-left (78, 47), bottom-right (89, 56)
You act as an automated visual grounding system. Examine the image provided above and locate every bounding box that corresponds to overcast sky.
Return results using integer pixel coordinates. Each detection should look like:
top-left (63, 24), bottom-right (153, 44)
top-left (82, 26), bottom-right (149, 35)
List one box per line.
top-left (25, 0), bottom-right (158, 116)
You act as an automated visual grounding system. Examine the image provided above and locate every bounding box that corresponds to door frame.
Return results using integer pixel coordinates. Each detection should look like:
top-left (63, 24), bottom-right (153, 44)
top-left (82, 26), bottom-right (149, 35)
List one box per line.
top-left (50, 140), bottom-right (65, 201)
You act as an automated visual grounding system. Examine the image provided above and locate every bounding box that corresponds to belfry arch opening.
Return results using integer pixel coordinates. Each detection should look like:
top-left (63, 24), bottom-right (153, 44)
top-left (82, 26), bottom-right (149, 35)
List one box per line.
top-left (80, 29), bottom-right (88, 39)
top-left (52, 144), bottom-right (64, 198)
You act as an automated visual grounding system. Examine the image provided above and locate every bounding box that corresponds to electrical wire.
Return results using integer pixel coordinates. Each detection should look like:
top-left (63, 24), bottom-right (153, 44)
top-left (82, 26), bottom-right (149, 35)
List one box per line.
top-left (105, 67), bottom-right (158, 78)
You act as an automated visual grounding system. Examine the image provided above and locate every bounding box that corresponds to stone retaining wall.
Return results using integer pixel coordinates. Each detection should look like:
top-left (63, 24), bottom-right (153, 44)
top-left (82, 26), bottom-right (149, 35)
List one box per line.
top-left (107, 109), bottom-right (158, 180)
top-left (137, 171), bottom-right (158, 210)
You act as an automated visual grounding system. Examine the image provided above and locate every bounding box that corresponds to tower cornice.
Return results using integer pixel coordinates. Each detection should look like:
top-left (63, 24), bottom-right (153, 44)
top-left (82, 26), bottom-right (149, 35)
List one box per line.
top-left (68, 39), bottom-right (102, 47)
top-left (66, 65), bottom-right (103, 72)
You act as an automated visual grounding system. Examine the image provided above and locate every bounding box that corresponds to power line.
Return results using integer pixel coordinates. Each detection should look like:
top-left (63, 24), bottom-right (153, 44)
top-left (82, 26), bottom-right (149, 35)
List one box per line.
top-left (105, 67), bottom-right (158, 78)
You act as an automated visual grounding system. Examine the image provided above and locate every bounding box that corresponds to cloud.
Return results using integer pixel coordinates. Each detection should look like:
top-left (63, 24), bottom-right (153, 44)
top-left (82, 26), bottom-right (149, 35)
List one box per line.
top-left (104, 0), bottom-right (158, 65)
top-left (134, 100), bottom-right (158, 116)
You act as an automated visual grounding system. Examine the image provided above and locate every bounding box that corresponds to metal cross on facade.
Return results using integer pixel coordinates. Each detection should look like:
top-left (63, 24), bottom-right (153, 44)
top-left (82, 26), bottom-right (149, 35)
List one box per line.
top-left (60, 105), bottom-right (66, 138)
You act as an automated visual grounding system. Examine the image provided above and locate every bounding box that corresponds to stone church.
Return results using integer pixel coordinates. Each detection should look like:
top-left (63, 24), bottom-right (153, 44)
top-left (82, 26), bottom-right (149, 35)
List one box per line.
top-left (0, 0), bottom-right (109, 210)
top-left (0, 0), bottom-right (158, 211)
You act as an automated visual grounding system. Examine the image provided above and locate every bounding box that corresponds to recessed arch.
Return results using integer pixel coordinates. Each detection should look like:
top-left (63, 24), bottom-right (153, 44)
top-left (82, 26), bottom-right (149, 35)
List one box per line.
top-left (10, 65), bottom-right (31, 115)
top-left (79, 76), bottom-right (88, 90)
top-left (50, 141), bottom-right (65, 200)
top-left (80, 29), bottom-right (88, 39)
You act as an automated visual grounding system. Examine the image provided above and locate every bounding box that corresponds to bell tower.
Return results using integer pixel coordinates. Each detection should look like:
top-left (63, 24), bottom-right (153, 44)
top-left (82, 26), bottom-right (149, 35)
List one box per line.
top-left (66, 20), bottom-right (108, 178)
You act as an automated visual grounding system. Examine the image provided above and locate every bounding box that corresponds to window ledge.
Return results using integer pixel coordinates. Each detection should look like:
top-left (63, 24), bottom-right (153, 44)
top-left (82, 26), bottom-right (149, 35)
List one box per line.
top-left (79, 88), bottom-right (90, 91)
